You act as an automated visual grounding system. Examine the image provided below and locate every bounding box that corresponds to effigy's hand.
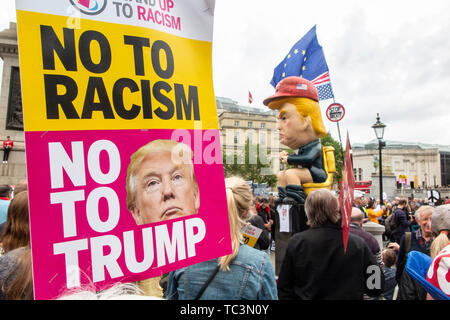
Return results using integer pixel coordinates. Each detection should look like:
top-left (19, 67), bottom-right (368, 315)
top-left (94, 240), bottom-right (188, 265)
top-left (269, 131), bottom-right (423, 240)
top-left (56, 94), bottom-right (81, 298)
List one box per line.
top-left (279, 151), bottom-right (288, 164)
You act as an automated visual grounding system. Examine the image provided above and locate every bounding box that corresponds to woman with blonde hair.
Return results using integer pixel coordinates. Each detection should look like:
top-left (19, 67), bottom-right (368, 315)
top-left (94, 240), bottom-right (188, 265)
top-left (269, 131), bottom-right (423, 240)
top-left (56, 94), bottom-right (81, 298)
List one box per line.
top-left (166, 176), bottom-right (277, 300)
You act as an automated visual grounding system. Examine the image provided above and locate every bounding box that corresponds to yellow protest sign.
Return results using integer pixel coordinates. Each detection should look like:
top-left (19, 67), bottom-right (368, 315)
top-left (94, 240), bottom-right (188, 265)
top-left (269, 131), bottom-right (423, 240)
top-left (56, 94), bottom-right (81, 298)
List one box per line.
top-left (17, 10), bottom-right (218, 132)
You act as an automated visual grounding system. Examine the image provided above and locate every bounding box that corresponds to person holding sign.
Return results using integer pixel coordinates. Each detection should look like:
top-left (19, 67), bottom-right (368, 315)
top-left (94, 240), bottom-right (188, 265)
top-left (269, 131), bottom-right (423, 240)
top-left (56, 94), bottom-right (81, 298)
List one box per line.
top-left (126, 139), bottom-right (200, 225)
top-left (245, 205), bottom-right (270, 251)
top-left (166, 176), bottom-right (277, 300)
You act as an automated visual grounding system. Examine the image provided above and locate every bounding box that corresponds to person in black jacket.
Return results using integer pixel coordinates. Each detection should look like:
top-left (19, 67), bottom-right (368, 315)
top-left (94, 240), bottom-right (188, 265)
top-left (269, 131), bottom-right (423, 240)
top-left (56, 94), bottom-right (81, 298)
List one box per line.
top-left (247, 213), bottom-right (270, 251)
top-left (256, 198), bottom-right (274, 254)
top-left (277, 189), bottom-right (384, 300)
top-left (390, 199), bottom-right (411, 244)
top-left (256, 198), bottom-right (273, 232)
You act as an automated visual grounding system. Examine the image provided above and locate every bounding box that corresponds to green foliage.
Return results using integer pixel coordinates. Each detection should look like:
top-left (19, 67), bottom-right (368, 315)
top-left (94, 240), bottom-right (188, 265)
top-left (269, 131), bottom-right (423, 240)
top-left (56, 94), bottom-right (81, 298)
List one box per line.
top-left (222, 139), bottom-right (278, 187)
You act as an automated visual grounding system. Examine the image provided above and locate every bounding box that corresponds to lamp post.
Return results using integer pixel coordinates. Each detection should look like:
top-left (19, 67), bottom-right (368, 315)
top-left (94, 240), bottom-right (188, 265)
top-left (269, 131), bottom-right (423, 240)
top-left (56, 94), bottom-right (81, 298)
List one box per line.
top-left (372, 113), bottom-right (386, 204)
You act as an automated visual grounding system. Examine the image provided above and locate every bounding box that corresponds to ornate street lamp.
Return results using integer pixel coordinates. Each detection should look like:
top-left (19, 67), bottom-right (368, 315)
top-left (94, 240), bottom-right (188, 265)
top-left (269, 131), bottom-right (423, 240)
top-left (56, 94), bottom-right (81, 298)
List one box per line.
top-left (372, 113), bottom-right (386, 203)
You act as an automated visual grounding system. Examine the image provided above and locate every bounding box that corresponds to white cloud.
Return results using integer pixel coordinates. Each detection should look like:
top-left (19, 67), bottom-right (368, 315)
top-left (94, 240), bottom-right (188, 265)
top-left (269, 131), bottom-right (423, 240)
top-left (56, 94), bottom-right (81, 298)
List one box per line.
top-left (212, 0), bottom-right (450, 145)
top-left (1, 0), bottom-right (449, 145)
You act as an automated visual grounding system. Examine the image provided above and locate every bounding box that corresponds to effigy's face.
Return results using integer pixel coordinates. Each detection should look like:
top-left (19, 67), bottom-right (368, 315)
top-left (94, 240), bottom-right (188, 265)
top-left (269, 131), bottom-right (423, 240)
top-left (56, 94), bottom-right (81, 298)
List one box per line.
top-left (276, 102), bottom-right (318, 150)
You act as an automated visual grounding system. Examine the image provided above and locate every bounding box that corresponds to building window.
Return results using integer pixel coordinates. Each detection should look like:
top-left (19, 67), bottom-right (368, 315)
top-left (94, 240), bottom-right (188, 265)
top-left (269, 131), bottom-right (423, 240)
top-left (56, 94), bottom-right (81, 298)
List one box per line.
top-left (260, 132), bottom-right (266, 145)
top-left (261, 122), bottom-right (266, 129)
top-left (248, 122), bottom-right (253, 128)
top-left (441, 153), bottom-right (450, 187)
top-left (358, 168), bottom-right (363, 181)
top-left (234, 121), bottom-right (240, 127)
top-left (234, 132), bottom-right (239, 144)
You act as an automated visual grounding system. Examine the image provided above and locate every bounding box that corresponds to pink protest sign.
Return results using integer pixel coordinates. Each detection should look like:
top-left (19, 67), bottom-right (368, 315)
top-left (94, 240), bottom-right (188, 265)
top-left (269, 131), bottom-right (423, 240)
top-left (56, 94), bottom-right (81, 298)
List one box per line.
top-left (25, 129), bottom-right (230, 299)
top-left (15, 0), bottom-right (230, 299)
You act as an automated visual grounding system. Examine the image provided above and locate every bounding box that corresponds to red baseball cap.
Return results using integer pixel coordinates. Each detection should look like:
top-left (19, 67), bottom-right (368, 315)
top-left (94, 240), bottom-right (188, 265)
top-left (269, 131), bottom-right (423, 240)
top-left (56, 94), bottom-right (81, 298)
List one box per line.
top-left (263, 76), bottom-right (319, 106)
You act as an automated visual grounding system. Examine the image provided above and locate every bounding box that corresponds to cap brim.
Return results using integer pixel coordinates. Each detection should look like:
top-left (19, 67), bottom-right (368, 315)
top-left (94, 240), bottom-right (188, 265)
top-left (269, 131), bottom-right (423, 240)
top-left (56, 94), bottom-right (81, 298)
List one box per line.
top-left (263, 90), bottom-right (319, 107)
top-left (406, 251), bottom-right (450, 300)
top-left (263, 94), bottom-right (283, 107)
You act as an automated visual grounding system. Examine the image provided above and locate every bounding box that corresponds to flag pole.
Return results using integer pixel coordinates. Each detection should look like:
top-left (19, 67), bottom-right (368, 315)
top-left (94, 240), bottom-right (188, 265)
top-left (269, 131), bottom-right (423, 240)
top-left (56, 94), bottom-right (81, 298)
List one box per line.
top-left (333, 97), bottom-right (343, 146)
top-left (331, 96), bottom-right (345, 161)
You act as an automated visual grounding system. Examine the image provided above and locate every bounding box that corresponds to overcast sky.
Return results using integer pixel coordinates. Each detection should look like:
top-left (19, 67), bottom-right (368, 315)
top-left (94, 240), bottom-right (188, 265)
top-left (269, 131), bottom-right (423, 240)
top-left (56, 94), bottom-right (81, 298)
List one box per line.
top-left (1, 0), bottom-right (449, 146)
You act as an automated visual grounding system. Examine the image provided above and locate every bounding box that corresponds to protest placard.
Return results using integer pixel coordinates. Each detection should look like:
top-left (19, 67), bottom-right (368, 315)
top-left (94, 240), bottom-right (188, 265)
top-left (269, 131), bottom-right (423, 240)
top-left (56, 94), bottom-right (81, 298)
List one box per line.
top-left (241, 223), bottom-right (263, 248)
top-left (15, 0), bottom-right (230, 300)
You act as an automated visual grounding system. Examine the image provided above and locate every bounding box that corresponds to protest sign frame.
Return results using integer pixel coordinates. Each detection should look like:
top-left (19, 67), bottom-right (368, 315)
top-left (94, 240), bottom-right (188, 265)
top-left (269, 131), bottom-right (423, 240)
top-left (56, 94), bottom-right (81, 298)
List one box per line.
top-left (15, 0), bottom-right (230, 300)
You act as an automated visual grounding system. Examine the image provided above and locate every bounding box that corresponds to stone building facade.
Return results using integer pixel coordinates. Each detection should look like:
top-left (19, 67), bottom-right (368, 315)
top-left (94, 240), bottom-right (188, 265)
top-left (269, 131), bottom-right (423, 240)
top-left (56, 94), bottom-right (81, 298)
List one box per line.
top-left (0, 22), bottom-right (26, 185)
top-left (352, 140), bottom-right (450, 199)
top-left (216, 96), bottom-right (285, 175)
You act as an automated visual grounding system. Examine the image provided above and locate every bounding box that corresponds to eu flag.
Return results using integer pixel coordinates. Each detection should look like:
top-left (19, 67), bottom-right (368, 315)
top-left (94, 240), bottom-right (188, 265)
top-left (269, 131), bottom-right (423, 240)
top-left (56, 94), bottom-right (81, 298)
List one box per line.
top-left (270, 25), bottom-right (334, 101)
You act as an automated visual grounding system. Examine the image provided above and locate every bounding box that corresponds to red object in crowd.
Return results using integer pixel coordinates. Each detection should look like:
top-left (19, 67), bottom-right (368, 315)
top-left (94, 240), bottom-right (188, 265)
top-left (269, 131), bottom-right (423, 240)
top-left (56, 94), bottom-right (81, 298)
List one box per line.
top-left (339, 132), bottom-right (355, 252)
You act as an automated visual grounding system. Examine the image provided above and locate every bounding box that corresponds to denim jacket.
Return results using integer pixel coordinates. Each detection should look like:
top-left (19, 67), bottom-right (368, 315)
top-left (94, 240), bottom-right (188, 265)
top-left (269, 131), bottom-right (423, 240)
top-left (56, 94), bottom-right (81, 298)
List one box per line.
top-left (166, 244), bottom-right (278, 300)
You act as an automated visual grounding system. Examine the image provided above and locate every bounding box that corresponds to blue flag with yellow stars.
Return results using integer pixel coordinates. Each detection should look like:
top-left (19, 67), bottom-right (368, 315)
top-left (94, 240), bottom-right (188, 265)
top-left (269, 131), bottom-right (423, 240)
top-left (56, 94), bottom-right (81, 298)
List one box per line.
top-left (270, 25), bottom-right (334, 101)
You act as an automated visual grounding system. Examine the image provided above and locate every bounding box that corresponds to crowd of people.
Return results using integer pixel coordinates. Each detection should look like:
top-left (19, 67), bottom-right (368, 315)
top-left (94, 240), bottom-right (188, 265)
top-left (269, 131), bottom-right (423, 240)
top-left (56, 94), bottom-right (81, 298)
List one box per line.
top-left (351, 193), bottom-right (450, 300)
top-left (0, 177), bottom-right (449, 300)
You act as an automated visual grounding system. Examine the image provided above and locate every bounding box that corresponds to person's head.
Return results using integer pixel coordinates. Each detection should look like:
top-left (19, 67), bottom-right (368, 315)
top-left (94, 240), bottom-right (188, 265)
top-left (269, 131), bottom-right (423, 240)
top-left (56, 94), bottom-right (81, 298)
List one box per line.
top-left (305, 189), bottom-right (340, 227)
top-left (260, 198), bottom-right (269, 209)
top-left (13, 179), bottom-right (28, 198)
top-left (430, 204), bottom-right (450, 258)
top-left (219, 176), bottom-right (253, 271)
top-left (263, 77), bottom-right (326, 149)
top-left (368, 198), bottom-right (376, 209)
top-left (126, 139), bottom-right (200, 225)
top-left (268, 97), bottom-right (326, 149)
top-left (269, 196), bottom-right (276, 207)
top-left (395, 197), bottom-right (400, 204)
top-left (398, 199), bottom-right (407, 208)
top-left (354, 197), bottom-right (362, 206)
top-left (409, 200), bottom-right (417, 211)
top-left (350, 207), bottom-right (364, 226)
top-left (415, 205), bottom-right (434, 238)
top-left (382, 248), bottom-right (397, 268)
top-left (58, 282), bottom-right (162, 300)
top-left (2, 246), bottom-right (33, 300)
top-left (0, 184), bottom-right (12, 198)
top-left (0, 191), bottom-right (30, 253)
top-left (362, 197), bottom-right (368, 207)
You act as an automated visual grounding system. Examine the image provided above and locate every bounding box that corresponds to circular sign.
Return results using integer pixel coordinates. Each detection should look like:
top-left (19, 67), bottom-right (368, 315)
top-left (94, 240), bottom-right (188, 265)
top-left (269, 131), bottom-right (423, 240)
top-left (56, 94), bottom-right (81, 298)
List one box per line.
top-left (70, 0), bottom-right (108, 16)
top-left (326, 103), bottom-right (345, 122)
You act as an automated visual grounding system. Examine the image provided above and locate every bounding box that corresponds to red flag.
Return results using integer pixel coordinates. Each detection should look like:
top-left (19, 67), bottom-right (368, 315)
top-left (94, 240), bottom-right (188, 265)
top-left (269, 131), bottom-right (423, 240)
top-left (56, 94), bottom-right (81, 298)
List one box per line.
top-left (339, 132), bottom-right (355, 252)
top-left (248, 91), bottom-right (253, 104)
